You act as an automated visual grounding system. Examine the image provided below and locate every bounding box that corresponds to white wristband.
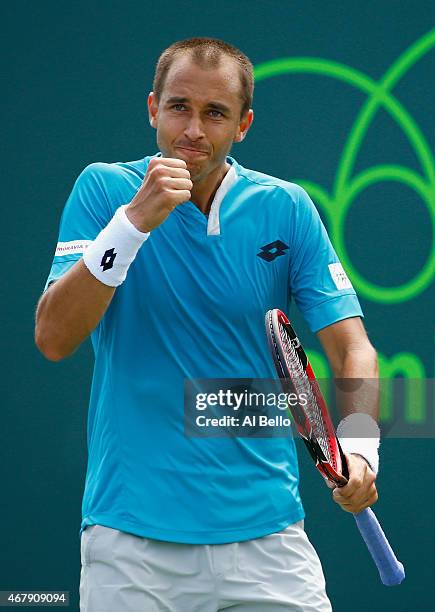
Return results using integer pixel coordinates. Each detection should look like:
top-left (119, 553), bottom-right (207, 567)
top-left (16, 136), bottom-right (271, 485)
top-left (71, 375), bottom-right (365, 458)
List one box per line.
top-left (336, 413), bottom-right (380, 475)
top-left (83, 205), bottom-right (150, 287)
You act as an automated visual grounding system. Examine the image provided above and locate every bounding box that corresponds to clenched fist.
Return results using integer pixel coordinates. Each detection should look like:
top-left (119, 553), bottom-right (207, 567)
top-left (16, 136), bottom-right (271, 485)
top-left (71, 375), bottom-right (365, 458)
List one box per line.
top-left (126, 157), bottom-right (192, 233)
top-left (332, 453), bottom-right (378, 514)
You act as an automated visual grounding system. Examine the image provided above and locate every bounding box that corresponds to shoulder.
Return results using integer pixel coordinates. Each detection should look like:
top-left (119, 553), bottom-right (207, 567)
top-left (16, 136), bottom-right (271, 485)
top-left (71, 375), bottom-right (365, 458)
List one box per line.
top-left (234, 161), bottom-right (310, 209)
top-left (62, 158), bottom-right (150, 220)
top-left (69, 157), bottom-right (151, 210)
top-left (76, 157), bottom-right (149, 186)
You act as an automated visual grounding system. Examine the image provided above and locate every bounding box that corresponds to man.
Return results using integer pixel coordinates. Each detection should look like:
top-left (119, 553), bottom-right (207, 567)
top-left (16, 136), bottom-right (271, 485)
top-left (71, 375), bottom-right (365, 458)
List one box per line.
top-left (36, 38), bottom-right (379, 611)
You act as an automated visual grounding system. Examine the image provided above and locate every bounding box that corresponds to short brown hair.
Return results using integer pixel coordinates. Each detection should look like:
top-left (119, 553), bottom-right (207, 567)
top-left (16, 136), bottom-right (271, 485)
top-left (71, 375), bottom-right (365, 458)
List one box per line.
top-left (153, 37), bottom-right (254, 117)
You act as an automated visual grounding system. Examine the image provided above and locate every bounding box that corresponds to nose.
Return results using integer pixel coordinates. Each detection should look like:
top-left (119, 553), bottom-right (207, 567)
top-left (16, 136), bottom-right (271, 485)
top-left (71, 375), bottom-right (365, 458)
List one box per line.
top-left (184, 115), bottom-right (205, 142)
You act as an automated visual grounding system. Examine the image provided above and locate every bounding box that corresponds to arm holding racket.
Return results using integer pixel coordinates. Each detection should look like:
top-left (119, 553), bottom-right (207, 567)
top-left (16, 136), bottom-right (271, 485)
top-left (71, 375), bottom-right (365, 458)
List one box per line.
top-left (265, 309), bottom-right (405, 585)
top-left (317, 318), bottom-right (404, 585)
top-left (317, 317), bottom-right (380, 514)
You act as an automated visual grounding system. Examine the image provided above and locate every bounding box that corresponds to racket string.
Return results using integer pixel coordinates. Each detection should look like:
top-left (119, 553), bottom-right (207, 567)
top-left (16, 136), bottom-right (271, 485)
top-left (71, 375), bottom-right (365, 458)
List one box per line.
top-left (279, 325), bottom-right (334, 463)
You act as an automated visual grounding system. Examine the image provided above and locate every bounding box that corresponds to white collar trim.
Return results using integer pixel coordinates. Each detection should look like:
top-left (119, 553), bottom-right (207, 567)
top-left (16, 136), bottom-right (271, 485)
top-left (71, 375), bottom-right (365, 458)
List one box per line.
top-left (207, 164), bottom-right (238, 236)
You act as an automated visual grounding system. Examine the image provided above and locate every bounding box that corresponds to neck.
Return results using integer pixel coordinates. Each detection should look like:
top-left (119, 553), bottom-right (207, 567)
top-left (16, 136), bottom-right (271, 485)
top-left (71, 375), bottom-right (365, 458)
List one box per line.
top-left (190, 162), bottom-right (230, 214)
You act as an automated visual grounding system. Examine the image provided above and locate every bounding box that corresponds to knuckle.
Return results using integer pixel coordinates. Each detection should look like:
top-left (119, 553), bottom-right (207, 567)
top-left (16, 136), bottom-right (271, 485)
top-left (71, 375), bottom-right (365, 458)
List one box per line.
top-left (158, 174), bottom-right (171, 188)
top-left (148, 160), bottom-right (162, 175)
top-left (367, 467), bottom-right (375, 479)
top-left (152, 165), bottom-right (165, 177)
top-left (353, 477), bottom-right (363, 489)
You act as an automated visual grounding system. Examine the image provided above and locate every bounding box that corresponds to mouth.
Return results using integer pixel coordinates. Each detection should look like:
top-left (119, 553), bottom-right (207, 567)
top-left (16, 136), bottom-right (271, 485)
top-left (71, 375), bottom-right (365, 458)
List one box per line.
top-left (175, 146), bottom-right (209, 159)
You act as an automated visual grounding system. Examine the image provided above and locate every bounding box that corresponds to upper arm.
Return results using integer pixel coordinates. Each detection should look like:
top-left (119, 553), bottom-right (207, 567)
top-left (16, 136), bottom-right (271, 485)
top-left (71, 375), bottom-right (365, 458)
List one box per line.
top-left (316, 317), bottom-right (377, 376)
top-left (43, 163), bottom-right (114, 291)
top-left (288, 187), bottom-right (363, 333)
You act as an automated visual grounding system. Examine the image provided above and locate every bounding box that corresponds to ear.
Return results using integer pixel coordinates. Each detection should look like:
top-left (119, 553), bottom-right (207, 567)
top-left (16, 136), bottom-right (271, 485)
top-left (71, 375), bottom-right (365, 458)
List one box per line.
top-left (148, 92), bottom-right (158, 129)
top-left (234, 109), bottom-right (254, 143)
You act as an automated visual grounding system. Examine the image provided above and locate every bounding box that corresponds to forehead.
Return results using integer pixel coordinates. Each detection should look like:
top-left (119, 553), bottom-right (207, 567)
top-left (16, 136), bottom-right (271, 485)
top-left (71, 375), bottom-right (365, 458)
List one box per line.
top-left (160, 53), bottom-right (242, 107)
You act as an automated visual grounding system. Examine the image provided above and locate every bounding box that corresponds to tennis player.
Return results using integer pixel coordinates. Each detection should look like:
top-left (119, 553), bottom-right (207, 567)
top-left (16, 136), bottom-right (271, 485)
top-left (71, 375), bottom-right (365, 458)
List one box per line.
top-left (36, 38), bottom-right (380, 611)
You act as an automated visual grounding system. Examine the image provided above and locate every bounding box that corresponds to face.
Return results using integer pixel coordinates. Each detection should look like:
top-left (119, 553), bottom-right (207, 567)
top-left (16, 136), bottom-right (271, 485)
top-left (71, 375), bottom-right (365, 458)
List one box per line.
top-left (148, 53), bottom-right (253, 183)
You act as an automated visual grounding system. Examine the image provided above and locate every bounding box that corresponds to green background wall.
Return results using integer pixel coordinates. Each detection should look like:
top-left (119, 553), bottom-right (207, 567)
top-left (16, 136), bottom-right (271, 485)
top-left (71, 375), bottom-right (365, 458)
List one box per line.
top-left (2, 1), bottom-right (434, 610)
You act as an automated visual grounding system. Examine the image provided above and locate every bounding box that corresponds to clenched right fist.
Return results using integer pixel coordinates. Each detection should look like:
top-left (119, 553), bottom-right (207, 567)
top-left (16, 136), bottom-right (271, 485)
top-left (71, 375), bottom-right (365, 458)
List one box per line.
top-left (126, 157), bottom-right (192, 233)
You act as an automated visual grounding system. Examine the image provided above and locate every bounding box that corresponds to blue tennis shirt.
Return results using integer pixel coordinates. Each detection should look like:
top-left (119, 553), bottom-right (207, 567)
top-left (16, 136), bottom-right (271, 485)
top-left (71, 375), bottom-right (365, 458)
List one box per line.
top-left (45, 154), bottom-right (363, 544)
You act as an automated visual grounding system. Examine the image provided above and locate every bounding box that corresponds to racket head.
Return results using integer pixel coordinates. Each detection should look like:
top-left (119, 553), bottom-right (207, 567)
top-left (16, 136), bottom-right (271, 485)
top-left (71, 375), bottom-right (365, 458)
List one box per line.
top-left (265, 308), bottom-right (347, 486)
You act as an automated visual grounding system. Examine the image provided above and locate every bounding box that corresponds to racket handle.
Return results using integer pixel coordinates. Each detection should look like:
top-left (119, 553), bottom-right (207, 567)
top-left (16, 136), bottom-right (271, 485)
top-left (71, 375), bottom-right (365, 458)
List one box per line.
top-left (353, 508), bottom-right (405, 586)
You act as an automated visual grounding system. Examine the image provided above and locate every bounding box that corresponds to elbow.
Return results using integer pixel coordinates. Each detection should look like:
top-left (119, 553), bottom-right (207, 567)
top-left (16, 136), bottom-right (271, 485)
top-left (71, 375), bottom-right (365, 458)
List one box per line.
top-left (342, 341), bottom-right (379, 378)
top-left (362, 340), bottom-right (378, 367)
top-left (35, 323), bottom-right (68, 362)
top-left (35, 331), bottom-right (64, 362)
top-left (35, 294), bottom-right (69, 362)
top-left (370, 344), bottom-right (379, 376)
top-left (40, 349), bottom-right (66, 363)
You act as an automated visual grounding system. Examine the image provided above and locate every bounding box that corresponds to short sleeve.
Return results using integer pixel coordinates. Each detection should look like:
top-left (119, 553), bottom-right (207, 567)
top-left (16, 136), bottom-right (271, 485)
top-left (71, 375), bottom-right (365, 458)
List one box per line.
top-left (289, 187), bottom-right (363, 332)
top-left (43, 163), bottom-right (114, 291)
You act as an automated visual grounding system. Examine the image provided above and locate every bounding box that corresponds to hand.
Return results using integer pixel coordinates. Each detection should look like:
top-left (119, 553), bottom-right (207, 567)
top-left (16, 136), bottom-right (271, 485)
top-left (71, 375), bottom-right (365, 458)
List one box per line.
top-left (126, 157), bottom-right (193, 233)
top-left (332, 453), bottom-right (378, 514)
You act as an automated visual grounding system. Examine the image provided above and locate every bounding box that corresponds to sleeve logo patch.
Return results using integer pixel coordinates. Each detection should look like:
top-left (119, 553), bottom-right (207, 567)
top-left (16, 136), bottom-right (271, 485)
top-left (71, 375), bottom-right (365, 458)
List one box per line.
top-left (55, 240), bottom-right (92, 256)
top-left (328, 263), bottom-right (353, 290)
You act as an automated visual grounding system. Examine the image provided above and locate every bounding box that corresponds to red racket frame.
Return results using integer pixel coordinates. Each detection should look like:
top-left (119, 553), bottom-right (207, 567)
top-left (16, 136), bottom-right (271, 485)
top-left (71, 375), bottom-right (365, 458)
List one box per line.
top-left (266, 308), bottom-right (348, 486)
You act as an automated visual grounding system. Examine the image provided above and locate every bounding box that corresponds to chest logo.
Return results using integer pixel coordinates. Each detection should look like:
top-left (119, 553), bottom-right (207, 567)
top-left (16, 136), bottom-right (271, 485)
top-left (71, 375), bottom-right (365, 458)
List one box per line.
top-left (257, 240), bottom-right (289, 262)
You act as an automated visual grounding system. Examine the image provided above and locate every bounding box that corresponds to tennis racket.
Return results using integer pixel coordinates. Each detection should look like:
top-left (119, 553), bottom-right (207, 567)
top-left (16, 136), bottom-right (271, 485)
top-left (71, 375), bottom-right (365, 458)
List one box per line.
top-left (265, 308), bottom-right (405, 586)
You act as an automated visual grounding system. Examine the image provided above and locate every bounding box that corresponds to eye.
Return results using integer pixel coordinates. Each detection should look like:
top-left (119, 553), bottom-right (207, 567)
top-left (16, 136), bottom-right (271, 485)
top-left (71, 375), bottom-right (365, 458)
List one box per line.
top-left (208, 109), bottom-right (224, 118)
top-left (172, 103), bottom-right (187, 111)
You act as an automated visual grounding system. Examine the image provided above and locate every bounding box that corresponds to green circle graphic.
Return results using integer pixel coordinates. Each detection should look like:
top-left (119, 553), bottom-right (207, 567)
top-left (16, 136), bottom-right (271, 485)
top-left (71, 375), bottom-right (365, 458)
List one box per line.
top-left (254, 29), bottom-right (435, 303)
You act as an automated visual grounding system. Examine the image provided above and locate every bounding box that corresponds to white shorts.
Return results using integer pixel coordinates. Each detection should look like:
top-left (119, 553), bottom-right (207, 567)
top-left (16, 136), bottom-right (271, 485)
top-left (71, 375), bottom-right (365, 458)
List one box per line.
top-left (80, 522), bottom-right (332, 611)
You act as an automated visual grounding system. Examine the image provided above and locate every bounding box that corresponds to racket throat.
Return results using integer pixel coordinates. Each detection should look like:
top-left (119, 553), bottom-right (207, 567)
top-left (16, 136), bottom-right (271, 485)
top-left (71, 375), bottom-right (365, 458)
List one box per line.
top-left (337, 438), bottom-right (350, 480)
top-left (301, 436), bottom-right (348, 486)
top-left (302, 435), bottom-right (326, 465)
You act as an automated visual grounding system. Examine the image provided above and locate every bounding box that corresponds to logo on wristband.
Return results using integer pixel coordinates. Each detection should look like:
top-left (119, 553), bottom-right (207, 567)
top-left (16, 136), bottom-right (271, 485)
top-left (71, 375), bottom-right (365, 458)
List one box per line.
top-left (101, 248), bottom-right (117, 271)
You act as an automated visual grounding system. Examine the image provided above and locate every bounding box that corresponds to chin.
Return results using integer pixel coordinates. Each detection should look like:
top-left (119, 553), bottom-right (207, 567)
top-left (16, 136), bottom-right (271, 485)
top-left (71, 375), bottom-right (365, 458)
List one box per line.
top-left (188, 169), bottom-right (202, 183)
top-left (185, 161), bottom-right (207, 180)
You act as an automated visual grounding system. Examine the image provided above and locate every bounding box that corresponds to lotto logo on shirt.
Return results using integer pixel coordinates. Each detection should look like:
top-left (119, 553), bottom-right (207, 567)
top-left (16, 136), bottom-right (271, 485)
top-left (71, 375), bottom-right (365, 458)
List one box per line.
top-left (257, 240), bottom-right (289, 262)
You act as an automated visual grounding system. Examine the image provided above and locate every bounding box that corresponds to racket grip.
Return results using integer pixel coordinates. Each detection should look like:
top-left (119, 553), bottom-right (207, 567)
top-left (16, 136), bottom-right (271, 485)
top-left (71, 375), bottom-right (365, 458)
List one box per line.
top-left (353, 508), bottom-right (405, 586)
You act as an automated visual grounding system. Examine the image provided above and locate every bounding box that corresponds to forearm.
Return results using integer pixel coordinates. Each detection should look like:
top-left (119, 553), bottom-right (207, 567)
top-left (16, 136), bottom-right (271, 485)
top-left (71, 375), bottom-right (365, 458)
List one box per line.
top-left (335, 346), bottom-right (380, 474)
top-left (36, 198), bottom-right (155, 361)
top-left (35, 259), bottom-right (116, 361)
top-left (318, 318), bottom-right (379, 419)
top-left (317, 318), bottom-right (380, 472)
top-left (335, 344), bottom-right (379, 421)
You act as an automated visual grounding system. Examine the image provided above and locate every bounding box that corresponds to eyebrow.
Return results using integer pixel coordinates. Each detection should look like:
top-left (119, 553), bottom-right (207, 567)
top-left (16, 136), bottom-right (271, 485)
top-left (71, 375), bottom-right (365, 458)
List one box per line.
top-left (165, 97), bottom-right (231, 114)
